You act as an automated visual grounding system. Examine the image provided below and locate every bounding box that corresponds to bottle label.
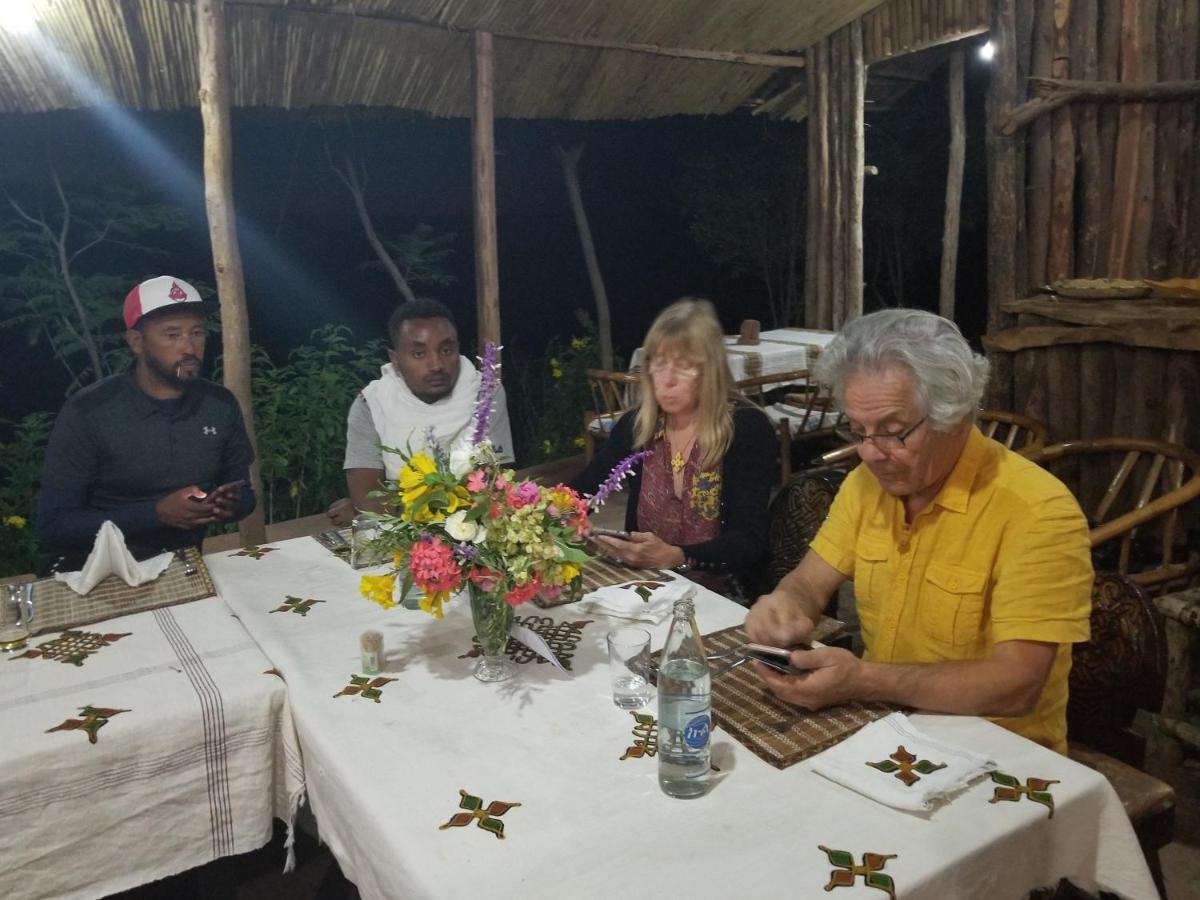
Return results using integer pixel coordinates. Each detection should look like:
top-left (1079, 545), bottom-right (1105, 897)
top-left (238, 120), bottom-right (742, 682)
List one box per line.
top-left (683, 714), bottom-right (710, 749)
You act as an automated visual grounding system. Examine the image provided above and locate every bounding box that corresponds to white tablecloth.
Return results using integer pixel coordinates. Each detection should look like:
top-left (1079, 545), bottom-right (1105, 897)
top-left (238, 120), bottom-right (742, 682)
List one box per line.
top-left (207, 537), bottom-right (1156, 900)
top-left (631, 327), bottom-right (837, 381)
top-left (0, 596), bottom-right (304, 900)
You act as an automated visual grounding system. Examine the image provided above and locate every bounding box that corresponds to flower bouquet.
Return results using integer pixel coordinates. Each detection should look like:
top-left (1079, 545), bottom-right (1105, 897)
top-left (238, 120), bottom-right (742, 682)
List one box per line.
top-left (358, 343), bottom-right (643, 682)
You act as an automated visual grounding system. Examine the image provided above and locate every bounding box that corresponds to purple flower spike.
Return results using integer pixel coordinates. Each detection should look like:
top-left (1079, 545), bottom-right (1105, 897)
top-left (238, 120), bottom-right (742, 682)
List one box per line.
top-left (471, 341), bottom-right (501, 446)
top-left (453, 542), bottom-right (480, 562)
top-left (587, 450), bottom-right (653, 511)
top-left (424, 426), bottom-right (449, 467)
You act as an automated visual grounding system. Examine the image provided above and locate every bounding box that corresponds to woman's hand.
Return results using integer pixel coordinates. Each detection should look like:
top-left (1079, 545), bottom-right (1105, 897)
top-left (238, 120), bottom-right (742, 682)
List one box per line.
top-left (593, 531), bottom-right (685, 570)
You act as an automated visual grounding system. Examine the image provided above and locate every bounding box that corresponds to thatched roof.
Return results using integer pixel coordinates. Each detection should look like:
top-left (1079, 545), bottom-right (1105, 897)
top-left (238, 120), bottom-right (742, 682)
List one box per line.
top-left (0, 0), bottom-right (985, 120)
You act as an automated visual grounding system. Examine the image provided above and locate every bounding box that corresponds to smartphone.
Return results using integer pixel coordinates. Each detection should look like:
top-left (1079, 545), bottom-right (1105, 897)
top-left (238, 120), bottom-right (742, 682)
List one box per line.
top-left (186, 487), bottom-right (211, 504)
top-left (743, 642), bottom-right (811, 676)
top-left (592, 527), bottom-right (631, 540)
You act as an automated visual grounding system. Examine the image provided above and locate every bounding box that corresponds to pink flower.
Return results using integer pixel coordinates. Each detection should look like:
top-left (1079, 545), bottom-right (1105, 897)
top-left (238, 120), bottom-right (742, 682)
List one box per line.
top-left (541, 583), bottom-right (563, 601)
top-left (468, 567), bottom-right (503, 592)
top-left (504, 576), bottom-right (542, 607)
top-left (409, 535), bottom-right (462, 594)
top-left (509, 482), bottom-right (540, 509)
top-left (466, 469), bottom-right (489, 492)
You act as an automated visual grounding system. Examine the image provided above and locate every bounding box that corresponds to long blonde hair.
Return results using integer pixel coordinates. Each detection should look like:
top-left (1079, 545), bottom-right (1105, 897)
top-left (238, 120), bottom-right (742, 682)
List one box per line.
top-left (634, 298), bottom-right (735, 469)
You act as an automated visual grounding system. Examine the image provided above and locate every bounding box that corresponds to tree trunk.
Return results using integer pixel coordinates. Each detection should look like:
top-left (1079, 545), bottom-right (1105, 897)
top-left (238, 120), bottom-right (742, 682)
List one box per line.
top-left (556, 144), bottom-right (614, 370)
top-left (940, 49), bottom-right (965, 321)
top-left (333, 155), bottom-right (416, 304)
top-left (196, 0), bottom-right (266, 545)
top-left (471, 31), bottom-right (501, 353)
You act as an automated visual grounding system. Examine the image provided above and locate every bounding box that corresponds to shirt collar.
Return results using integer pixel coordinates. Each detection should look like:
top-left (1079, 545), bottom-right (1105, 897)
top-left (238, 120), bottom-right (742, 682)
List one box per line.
top-left (931, 425), bottom-right (989, 514)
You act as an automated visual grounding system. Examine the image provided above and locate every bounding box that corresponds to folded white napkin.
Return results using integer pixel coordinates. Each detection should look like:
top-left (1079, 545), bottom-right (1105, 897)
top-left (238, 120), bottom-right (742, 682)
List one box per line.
top-left (810, 712), bottom-right (996, 812)
top-left (580, 577), bottom-right (693, 625)
top-left (55, 521), bottom-right (174, 595)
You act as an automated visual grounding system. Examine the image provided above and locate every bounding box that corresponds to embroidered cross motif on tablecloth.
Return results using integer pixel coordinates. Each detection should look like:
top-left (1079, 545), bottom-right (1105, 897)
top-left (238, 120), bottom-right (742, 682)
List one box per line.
top-left (865, 745), bottom-right (947, 787)
top-left (45, 705), bottom-right (130, 744)
top-left (988, 772), bottom-right (1059, 818)
top-left (438, 789), bottom-right (521, 840)
top-left (10, 630), bottom-right (131, 666)
top-left (818, 845), bottom-right (899, 900)
top-left (270, 596), bottom-right (324, 616)
top-left (622, 580), bottom-right (669, 603)
top-left (332, 674), bottom-right (397, 702)
top-left (458, 616), bottom-right (592, 670)
top-left (231, 545), bottom-right (276, 559)
top-left (620, 711), bottom-right (659, 760)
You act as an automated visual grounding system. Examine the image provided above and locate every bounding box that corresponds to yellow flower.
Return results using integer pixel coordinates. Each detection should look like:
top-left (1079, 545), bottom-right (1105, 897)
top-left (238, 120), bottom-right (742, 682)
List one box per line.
top-left (359, 574), bottom-right (396, 610)
top-left (4, 515), bottom-right (26, 529)
top-left (542, 439), bottom-right (553, 456)
top-left (560, 562), bottom-right (580, 584)
top-left (399, 452), bottom-right (438, 509)
top-left (571, 336), bottom-right (588, 351)
top-left (419, 589), bottom-right (449, 619)
top-left (551, 366), bottom-right (563, 379)
top-left (573, 436), bottom-right (586, 449)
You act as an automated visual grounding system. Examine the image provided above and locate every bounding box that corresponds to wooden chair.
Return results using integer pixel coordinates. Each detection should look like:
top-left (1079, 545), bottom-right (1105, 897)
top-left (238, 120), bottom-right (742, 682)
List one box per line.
top-left (1027, 438), bottom-right (1200, 595)
top-left (1066, 572), bottom-right (1174, 897)
top-left (582, 368), bottom-right (641, 462)
top-left (737, 370), bottom-right (846, 482)
top-left (976, 410), bottom-right (1050, 455)
top-left (764, 467), bottom-right (847, 597)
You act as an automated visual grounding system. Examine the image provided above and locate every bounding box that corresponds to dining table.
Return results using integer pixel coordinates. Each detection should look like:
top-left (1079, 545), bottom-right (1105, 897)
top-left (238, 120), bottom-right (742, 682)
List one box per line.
top-left (0, 593), bottom-right (304, 900)
top-left (206, 535), bottom-right (1158, 900)
top-left (629, 327), bottom-right (838, 381)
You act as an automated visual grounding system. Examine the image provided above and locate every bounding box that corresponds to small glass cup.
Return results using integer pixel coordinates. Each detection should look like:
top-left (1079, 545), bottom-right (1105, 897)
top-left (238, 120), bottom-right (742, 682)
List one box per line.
top-left (607, 627), bottom-right (653, 709)
top-left (350, 516), bottom-right (381, 570)
top-left (1, 582), bottom-right (35, 652)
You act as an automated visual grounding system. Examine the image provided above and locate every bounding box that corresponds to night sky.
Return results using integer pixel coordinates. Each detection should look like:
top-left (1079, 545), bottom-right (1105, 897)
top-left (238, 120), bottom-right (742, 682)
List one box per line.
top-left (0, 56), bottom-right (990, 423)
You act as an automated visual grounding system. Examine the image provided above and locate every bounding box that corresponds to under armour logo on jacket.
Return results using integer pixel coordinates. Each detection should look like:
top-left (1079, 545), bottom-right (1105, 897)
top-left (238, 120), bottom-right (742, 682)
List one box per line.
top-left (202, 426), bottom-right (217, 435)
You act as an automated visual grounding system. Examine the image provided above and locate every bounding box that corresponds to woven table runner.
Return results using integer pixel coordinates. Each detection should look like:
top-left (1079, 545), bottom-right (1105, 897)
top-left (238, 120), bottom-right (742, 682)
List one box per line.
top-left (30, 548), bottom-right (216, 636)
top-left (533, 559), bottom-right (673, 608)
top-left (656, 624), bottom-right (896, 770)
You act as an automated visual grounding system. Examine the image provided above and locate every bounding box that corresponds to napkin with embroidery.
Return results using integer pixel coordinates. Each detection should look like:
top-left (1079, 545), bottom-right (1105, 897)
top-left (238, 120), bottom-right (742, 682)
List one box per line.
top-left (580, 578), bottom-right (694, 625)
top-left (54, 520), bottom-right (174, 595)
top-left (809, 712), bottom-right (996, 812)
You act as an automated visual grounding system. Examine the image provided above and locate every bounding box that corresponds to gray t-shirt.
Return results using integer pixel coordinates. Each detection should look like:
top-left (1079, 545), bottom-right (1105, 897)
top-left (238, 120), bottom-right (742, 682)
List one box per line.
top-left (343, 383), bottom-right (515, 470)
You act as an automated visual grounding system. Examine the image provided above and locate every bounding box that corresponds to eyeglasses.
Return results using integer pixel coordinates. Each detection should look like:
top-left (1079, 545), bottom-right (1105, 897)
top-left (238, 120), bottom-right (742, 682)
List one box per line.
top-left (835, 417), bottom-right (927, 451)
top-left (647, 358), bottom-right (701, 380)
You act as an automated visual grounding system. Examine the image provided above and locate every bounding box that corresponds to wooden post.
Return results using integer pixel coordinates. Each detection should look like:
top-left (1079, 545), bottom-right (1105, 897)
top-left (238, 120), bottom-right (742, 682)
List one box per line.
top-left (844, 20), bottom-right (865, 326)
top-left (1073, 0), bottom-right (1102, 275)
top-left (939, 49), bottom-right (965, 321)
top-left (985, 0), bottom-right (1020, 409)
top-left (195, 0), bottom-right (266, 546)
top-left (471, 31), bottom-right (501, 351)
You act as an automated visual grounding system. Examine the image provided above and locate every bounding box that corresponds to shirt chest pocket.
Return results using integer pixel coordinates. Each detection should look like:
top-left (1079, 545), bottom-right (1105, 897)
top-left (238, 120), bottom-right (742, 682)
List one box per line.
top-left (853, 538), bottom-right (891, 640)
top-left (920, 563), bottom-right (988, 647)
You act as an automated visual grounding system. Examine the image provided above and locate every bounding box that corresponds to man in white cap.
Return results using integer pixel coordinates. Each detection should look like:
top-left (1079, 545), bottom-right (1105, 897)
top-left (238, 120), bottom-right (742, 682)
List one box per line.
top-left (37, 276), bottom-right (256, 569)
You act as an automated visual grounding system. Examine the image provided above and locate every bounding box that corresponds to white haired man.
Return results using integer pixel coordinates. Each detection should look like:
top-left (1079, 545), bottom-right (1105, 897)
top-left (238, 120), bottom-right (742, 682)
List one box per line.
top-left (745, 309), bottom-right (1092, 752)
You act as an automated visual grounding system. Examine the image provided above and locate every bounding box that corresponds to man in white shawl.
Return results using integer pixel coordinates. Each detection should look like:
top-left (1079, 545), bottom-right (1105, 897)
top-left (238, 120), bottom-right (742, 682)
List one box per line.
top-left (326, 299), bottom-right (514, 524)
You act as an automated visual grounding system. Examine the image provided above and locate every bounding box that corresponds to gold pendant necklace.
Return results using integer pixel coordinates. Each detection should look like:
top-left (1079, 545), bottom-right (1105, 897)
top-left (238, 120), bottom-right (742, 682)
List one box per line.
top-left (671, 450), bottom-right (686, 474)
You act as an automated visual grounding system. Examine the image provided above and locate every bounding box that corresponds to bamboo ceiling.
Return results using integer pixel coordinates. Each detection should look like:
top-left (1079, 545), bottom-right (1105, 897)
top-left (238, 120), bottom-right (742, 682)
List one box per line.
top-left (0, 0), bottom-right (896, 119)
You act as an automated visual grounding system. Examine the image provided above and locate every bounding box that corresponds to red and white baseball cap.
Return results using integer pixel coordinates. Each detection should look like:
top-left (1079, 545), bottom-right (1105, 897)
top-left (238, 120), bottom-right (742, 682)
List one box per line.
top-left (123, 276), bottom-right (205, 329)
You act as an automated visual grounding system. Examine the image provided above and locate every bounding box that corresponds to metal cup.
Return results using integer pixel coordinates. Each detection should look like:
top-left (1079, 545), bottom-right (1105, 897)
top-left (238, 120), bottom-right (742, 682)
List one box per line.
top-left (1, 582), bottom-right (35, 652)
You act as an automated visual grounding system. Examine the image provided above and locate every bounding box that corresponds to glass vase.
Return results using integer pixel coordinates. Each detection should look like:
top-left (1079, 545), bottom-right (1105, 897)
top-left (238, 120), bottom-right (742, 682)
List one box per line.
top-left (469, 583), bottom-right (516, 683)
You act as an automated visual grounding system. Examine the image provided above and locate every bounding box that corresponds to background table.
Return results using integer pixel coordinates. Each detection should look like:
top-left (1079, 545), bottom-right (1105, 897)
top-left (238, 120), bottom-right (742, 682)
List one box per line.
top-left (207, 537), bottom-right (1156, 900)
top-left (630, 327), bottom-right (837, 380)
top-left (0, 596), bottom-right (303, 900)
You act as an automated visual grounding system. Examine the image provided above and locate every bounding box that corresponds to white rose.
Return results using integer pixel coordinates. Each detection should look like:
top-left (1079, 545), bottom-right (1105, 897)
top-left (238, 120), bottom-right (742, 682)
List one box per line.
top-left (444, 509), bottom-right (481, 543)
top-left (449, 443), bottom-right (475, 478)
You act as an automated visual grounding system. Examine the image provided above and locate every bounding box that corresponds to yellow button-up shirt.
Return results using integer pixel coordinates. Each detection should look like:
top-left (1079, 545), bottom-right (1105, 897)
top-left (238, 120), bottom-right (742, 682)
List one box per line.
top-left (809, 427), bottom-right (1092, 752)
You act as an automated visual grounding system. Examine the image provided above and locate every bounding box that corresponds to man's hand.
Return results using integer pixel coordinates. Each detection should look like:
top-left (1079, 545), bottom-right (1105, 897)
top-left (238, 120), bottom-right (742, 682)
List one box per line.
top-left (594, 531), bottom-right (684, 570)
top-left (156, 485), bottom-right (219, 529)
top-left (327, 497), bottom-right (356, 526)
top-left (745, 590), bottom-right (816, 647)
top-left (752, 646), bottom-right (862, 710)
top-left (208, 480), bottom-right (245, 523)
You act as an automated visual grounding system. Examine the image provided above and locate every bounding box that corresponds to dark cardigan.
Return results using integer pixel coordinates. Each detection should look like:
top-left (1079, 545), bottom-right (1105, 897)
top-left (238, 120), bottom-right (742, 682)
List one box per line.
top-left (572, 403), bottom-right (776, 583)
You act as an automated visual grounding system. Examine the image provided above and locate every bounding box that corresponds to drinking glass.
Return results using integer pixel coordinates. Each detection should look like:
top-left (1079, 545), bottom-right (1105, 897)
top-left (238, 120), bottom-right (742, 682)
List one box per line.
top-left (607, 627), bottom-right (653, 709)
top-left (1, 582), bottom-right (35, 652)
top-left (350, 516), bottom-right (382, 569)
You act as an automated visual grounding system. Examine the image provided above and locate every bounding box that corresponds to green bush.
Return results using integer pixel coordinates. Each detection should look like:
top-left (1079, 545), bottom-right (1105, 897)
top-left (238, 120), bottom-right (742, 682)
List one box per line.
top-left (0, 413), bottom-right (53, 576)
top-left (248, 325), bottom-right (384, 523)
top-left (508, 329), bottom-right (602, 465)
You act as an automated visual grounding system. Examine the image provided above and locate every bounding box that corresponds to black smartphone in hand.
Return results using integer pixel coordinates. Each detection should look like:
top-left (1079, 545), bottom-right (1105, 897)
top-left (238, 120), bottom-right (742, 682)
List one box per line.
top-left (592, 527), bottom-right (631, 540)
top-left (743, 642), bottom-right (811, 676)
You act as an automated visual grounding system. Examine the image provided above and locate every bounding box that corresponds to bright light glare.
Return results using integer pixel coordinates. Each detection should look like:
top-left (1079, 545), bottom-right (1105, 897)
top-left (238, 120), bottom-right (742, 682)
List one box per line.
top-left (978, 40), bottom-right (996, 62)
top-left (0, 0), bottom-right (38, 35)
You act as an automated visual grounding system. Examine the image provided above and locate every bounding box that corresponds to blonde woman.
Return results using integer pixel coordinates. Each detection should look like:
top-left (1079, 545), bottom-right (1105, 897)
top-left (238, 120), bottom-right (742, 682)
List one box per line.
top-left (572, 298), bottom-right (775, 596)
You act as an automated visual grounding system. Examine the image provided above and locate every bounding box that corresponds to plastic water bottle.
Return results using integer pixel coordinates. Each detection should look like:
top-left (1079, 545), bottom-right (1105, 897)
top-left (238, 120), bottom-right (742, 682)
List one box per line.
top-left (657, 592), bottom-right (711, 798)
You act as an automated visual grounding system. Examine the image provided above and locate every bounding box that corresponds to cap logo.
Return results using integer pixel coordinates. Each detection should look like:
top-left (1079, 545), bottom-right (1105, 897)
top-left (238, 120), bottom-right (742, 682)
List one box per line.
top-left (168, 281), bottom-right (189, 302)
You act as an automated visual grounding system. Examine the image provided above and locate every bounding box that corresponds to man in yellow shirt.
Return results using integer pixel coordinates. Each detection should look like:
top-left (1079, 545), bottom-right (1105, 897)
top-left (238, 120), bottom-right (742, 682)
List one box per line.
top-left (745, 309), bottom-right (1092, 752)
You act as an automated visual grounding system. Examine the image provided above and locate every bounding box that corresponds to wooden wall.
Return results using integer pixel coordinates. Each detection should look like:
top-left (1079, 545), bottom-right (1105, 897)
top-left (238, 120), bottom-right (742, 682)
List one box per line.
top-left (985, 0), bottom-right (1200, 475)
